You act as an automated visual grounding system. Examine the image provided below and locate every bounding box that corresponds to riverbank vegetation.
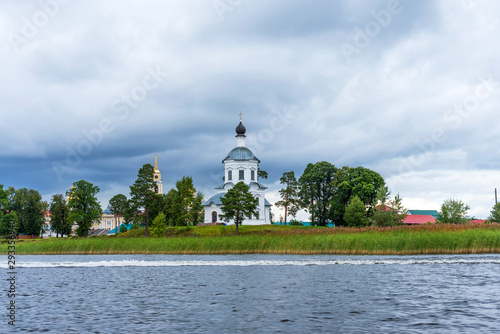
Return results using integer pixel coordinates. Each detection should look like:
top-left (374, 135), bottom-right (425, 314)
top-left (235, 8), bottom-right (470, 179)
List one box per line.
top-left (3, 223), bottom-right (499, 255)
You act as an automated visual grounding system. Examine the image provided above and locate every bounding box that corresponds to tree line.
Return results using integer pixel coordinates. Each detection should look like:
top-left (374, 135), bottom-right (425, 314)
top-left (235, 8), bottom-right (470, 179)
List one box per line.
top-left (0, 162), bottom-right (204, 238)
top-left (274, 161), bottom-right (500, 227)
top-left (275, 161), bottom-right (397, 227)
top-left (2, 160), bottom-right (499, 238)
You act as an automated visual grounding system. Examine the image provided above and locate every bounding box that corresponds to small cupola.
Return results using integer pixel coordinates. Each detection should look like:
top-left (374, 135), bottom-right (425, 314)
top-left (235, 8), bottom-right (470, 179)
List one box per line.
top-left (235, 121), bottom-right (246, 136)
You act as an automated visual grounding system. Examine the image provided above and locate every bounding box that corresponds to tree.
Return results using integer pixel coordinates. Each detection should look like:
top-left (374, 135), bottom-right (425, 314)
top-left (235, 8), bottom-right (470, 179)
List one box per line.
top-left (344, 196), bottom-right (369, 227)
top-left (10, 188), bottom-right (45, 237)
top-left (190, 192), bottom-right (204, 226)
top-left (0, 184), bottom-right (18, 236)
top-left (49, 194), bottom-right (71, 237)
top-left (437, 199), bottom-right (471, 224)
top-left (1, 211), bottom-right (18, 237)
top-left (220, 182), bottom-right (259, 235)
top-left (371, 189), bottom-right (408, 227)
top-left (489, 203), bottom-right (500, 222)
top-left (123, 199), bottom-right (139, 226)
top-left (175, 176), bottom-right (197, 226)
top-left (67, 180), bottom-right (102, 237)
top-left (298, 162), bottom-right (337, 226)
top-left (150, 212), bottom-right (168, 237)
top-left (164, 189), bottom-right (182, 226)
top-left (130, 163), bottom-right (156, 236)
top-left (109, 194), bottom-right (128, 231)
top-left (257, 169), bottom-right (268, 180)
top-left (331, 166), bottom-right (385, 226)
top-left (275, 171), bottom-right (300, 225)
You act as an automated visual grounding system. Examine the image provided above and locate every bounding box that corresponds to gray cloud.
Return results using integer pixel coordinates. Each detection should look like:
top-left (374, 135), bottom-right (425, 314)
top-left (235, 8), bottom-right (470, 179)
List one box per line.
top-left (1, 0), bottom-right (499, 218)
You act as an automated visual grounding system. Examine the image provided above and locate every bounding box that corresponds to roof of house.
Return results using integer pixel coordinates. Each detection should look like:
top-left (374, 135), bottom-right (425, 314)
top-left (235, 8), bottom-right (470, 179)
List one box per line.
top-left (408, 210), bottom-right (439, 218)
top-left (403, 215), bottom-right (436, 225)
top-left (376, 204), bottom-right (392, 212)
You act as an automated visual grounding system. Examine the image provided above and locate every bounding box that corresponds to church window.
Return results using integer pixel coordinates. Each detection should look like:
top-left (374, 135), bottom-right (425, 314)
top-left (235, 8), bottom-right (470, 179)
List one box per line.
top-left (239, 170), bottom-right (244, 180)
top-left (251, 170), bottom-right (255, 180)
top-left (212, 211), bottom-right (217, 223)
top-left (228, 170), bottom-right (232, 181)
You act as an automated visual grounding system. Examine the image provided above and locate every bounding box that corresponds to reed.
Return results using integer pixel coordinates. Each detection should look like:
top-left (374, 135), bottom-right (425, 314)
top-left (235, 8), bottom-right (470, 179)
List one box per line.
top-left (2, 224), bottom-right (499, 255)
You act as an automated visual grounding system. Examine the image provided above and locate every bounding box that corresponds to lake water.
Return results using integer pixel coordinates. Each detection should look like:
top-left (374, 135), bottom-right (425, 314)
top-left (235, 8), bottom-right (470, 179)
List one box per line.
top-left (3, 254), bottom-right (499, 333)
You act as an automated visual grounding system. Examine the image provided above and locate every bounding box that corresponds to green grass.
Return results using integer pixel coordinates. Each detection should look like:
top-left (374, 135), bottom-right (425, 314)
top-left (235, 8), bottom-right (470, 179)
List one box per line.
top-left (2, 224), bottom-right (499, 255)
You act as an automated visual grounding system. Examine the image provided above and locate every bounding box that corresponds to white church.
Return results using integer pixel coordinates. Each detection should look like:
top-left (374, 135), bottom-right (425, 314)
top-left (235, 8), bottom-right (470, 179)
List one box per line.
top-left (202, 119), bottom-right (272, 225)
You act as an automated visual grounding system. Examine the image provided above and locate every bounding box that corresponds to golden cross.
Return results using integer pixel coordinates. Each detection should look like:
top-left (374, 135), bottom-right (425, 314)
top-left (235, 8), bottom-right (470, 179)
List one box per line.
top-left (239, 112), bottom-right (243, 121)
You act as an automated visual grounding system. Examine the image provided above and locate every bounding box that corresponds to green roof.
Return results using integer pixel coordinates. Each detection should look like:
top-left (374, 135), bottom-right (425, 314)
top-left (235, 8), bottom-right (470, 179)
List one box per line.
top-left (408, 210), bottom-right (439, 218)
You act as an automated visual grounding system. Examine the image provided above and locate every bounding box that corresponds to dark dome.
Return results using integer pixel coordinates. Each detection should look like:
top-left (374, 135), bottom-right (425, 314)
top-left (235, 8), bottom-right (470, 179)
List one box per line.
top-left (235, 121), bottom-right (246, 135)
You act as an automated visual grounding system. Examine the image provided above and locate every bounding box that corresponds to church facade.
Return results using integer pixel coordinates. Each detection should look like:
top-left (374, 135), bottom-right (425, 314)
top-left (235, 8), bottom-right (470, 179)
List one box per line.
top-left (202, 120), bottom-right (272, 225)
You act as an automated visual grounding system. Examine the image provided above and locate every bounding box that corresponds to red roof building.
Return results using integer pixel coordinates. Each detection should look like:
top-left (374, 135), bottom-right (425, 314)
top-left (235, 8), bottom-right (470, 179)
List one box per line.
top-left (403, 215), bottom-right (436, 225)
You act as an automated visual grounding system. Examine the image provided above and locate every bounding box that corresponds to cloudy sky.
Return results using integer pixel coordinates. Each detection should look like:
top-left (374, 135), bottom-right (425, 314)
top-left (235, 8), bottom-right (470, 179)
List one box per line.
top-left (1, 0), bottom-right (499, 219)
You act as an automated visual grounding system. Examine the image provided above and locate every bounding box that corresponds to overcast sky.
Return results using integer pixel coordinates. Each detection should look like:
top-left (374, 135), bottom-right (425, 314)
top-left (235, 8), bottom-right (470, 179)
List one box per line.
top-left (1, 0), bottom-right (499, 220)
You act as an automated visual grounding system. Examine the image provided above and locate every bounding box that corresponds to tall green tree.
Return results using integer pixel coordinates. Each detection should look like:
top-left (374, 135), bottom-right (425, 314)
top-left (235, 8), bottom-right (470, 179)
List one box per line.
top-left (49, 194), bottom-right (71, 237)
top-left (109, 194), bottom-right (128, 230)
top-left (190, 192), bottom-right (204, 226)
top-left (10, 188), bottom-right (45, 237)
top-left (298, 161), bottom-right (337, 226)
top-left (489, 203), bottom-right (500, 222)
top-left (176, 176), bottom-right (197, 226)
top-left (220, 182), bottom-right (259, 235)
top-left (275, 171), bottom-right (300, 225)
top-left (130, 163), bottom-right (156, 236)
top-left (123, 199), bottom-right (140, 227)
top-left (331, 166), bottom-right (385, 226)
top-left (67, 180), bottom-right (102, 237)
top-left (164, 189), bottom-right (182, 226)
top-left (344, 196), bottom-right (369, 227)
top-left (170, 177), bottom-right (204, 226)
top-left (437, 199), bottom-right (471, 224)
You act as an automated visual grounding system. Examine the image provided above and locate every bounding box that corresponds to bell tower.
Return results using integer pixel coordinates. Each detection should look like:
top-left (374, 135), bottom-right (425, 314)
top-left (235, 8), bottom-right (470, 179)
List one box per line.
top-left (153, 154), bottom-right (163, 194)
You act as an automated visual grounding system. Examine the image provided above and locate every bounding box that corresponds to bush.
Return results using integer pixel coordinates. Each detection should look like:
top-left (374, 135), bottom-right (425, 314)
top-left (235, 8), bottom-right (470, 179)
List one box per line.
top-left (289, 220), bottom-right (303, 226)
top-left (150, 213), bottom-right (167, 237)
top-left (120, 224), bottom-right (128, 233)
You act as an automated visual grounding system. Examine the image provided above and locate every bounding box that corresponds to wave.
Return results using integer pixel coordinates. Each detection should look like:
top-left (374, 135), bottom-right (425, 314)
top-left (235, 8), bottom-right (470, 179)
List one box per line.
top-left (4, 258), bottom-right (500, 268)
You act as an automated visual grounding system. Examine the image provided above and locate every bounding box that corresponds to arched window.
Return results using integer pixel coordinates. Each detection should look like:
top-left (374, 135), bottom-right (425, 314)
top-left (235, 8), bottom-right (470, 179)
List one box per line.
top-left (212, 211), bottom-right (217, 223)
top-left (251, 170), bottom-right (255, 180)
top-left (228, 170), bottom-right (232, 181)
top-left (239, 170), bottom-right (244, 180)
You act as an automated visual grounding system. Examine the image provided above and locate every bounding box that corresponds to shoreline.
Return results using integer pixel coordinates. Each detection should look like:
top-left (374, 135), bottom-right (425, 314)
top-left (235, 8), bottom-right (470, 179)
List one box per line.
top-left (3, 224), bottom-right (499, 255)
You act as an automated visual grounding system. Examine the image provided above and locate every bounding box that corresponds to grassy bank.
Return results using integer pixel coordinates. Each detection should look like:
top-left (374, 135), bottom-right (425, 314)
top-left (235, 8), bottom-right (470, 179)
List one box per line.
top-left (2, 224), bottom-right (499, 255)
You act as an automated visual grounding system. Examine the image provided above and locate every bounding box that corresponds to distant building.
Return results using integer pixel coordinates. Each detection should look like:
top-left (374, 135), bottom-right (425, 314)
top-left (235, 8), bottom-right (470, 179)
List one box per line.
top-left (407, 210), bottom-right (439, 219)
top-left (202, 118), bottom-right (272, 225)
top-left (153, 154), bottom-right (163, 194)
top-left (403, 215), bottom-right (436, 225)
top-left (96, 206), bottom-right (124, 231)
top-left (402, 209), bottom-right (440, 225)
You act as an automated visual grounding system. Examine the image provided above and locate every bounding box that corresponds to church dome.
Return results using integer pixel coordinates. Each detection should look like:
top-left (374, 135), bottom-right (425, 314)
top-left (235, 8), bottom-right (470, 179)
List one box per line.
top-left (223, 147), bottom-right (260, 162)
top-left (235, 121), bottom-right (246, 135)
